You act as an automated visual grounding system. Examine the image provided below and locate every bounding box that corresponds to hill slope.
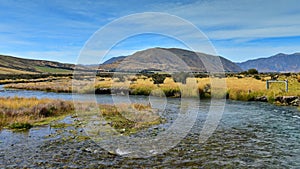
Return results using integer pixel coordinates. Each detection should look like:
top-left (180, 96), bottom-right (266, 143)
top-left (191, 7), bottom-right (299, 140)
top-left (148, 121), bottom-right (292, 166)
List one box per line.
top-left (99, 48), bottom-right (242, 72)
top-left (0, 54), bottom-right (76, 74)
top-left (237, 53), bottom-right (300, 72)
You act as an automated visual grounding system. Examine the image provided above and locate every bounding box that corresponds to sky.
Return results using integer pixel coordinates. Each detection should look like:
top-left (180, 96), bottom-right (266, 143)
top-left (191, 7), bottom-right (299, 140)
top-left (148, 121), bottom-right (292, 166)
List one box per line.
top-left (0, 0), bottom-right (299, 64)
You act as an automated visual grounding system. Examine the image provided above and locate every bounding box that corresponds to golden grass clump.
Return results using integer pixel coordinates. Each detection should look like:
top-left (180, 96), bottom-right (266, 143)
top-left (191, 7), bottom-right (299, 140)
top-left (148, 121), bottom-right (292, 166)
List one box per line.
top-left (0, 97), bottom-right (74, 129)
top-left (4, 78), bottom-right (72, 93)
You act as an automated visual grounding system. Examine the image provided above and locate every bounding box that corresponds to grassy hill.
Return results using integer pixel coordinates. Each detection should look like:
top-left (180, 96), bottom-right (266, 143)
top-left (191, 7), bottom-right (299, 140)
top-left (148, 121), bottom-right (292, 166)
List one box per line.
top-left (99, 47), bottom-right (242, 73)
top-left (0, 54), bottom-right (76, 74)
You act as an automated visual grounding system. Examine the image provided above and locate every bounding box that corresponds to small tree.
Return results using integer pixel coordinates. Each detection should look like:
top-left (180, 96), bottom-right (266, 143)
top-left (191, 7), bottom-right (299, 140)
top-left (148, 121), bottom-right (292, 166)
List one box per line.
top-left (152, 73), bottom-right (167, 84)
top-left (247, 68), bottom-right (258, 75)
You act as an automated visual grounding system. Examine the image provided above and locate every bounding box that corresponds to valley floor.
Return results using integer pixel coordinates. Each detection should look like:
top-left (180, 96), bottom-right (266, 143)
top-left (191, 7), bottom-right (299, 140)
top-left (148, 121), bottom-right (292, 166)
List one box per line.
top-left (2, 73), bottom-right (300, 108)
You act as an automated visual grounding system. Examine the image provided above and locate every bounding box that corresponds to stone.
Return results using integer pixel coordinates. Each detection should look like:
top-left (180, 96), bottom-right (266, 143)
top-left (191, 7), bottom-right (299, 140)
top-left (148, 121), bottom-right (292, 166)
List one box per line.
top-left (275, 96), bottom-right (299, 106)
top-left (254, 96), bottom-right (268, 102)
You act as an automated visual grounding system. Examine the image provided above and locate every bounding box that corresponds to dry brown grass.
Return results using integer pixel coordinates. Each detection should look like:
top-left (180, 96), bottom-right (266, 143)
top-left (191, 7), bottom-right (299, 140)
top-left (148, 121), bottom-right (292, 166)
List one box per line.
top-left (0, 96), bottom-right (165, 133)
top-left (4, 77), bottom-right (73, 93)
top-left (4, 74), bottom-right (300, 102)
top-left (0, 97), bottom-right (74, 129)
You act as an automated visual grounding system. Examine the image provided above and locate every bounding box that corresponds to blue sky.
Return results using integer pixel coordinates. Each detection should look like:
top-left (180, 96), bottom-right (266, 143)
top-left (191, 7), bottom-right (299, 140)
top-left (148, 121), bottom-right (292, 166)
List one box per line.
top-left (0, 0), bottom-right (299, 64)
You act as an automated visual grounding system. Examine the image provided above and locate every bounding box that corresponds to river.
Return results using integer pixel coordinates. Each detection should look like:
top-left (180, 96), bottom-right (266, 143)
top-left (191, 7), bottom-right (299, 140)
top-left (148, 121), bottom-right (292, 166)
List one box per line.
top-left (0, 85), bottom-right (299, 168)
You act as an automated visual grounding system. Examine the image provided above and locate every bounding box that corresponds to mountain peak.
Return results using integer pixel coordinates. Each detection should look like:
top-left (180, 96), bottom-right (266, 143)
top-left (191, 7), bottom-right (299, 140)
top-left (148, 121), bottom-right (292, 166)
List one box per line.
top-left (99, 47), bottom-right (242, 72)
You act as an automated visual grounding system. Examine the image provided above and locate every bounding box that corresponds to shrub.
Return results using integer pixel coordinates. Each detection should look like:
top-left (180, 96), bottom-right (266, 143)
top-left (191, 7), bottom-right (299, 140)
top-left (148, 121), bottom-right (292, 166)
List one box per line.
top-left (9, 123), bottom-right (32, 130)
top-left (253, 75), bottom-right (261, 80)
top-left (247, 68), bottom-right (258, 75)
top-left (152, 74), bottom-right (167, 84)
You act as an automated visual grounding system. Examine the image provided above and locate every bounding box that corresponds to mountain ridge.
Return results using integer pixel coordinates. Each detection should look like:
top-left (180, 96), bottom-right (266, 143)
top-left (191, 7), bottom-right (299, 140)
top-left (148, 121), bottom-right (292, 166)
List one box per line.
top-left (0, 54), bottom-right (85, 74)
top-left (99, 47), bottom-right (242, 72)
top-left (237, 53), bottom-right (300, 72)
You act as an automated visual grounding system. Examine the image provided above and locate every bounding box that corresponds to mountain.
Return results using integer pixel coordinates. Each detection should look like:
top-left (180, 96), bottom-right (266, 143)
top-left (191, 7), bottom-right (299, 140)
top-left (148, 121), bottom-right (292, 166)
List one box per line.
top-left (237, 53), bottom-right (300, 72)
top-left (0, 54), bottom-right (85, 74)
top-left (99, 48), bottom-right (242, 72)
top-left (103, 56), bottom-right (126, 64)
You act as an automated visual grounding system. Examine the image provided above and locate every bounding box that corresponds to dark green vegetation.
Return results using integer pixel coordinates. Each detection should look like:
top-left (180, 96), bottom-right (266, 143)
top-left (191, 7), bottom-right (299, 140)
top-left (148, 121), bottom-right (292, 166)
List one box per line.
top-left (152, 73), bottom-right (168, 84)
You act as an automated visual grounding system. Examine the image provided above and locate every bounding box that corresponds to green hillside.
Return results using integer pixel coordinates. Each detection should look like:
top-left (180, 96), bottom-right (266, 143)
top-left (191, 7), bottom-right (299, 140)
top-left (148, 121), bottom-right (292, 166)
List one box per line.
top-left (0, 54), bottom-right (75, 74)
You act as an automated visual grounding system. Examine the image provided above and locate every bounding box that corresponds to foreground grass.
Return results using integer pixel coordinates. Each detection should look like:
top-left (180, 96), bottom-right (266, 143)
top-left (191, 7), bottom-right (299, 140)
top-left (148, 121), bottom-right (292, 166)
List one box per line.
top-left (0, 97), bottom-right (74, 130)
top-left (0, 97), bottom-right (164, 133)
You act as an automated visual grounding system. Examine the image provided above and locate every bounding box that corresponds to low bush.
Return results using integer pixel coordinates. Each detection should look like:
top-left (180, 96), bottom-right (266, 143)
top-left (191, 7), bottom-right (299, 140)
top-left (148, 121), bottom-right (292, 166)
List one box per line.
top-left (152, 74), bottom-right (167, 84)
top-left (9, 122), bottom-right (32, 130)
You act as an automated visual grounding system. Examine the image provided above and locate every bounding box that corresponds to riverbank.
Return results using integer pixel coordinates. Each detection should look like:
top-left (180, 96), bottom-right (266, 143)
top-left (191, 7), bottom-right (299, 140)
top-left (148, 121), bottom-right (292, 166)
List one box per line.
top-left (1, 99), bottom-right (299, 168)
top-left (3, 73), bottom-right (300, 108)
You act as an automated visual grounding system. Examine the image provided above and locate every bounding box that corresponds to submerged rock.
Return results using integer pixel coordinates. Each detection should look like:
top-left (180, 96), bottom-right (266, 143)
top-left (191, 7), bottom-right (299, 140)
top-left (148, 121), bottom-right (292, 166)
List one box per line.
top-left (254, 96), bottom-right (268, 102)
top-left (275, 96), bottom-right (299, 106)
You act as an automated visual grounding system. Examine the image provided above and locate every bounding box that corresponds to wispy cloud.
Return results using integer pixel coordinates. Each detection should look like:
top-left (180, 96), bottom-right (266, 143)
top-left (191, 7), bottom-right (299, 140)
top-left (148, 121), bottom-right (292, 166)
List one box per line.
top-left (0, 0), bottom-right (299, 63)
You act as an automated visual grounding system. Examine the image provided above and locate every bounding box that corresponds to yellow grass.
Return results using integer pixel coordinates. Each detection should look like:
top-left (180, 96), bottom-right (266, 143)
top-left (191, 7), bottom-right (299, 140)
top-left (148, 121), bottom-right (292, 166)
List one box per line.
top-left (4, 77), bottom-right (72, 92)
top-left (0, 67), bottom-right (34, 74)
top-left (0, 97), bottom-right (74, 129)
top-left (0, 97), bottom-right (165, 132)
top-left (4, 74), bottom-right (300, 102)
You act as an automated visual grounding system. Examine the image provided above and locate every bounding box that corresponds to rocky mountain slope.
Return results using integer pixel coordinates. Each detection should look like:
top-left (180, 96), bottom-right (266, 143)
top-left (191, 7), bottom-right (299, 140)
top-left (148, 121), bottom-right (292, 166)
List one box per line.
top-left (237, 53), bottom-right (300, 72)
top-left (0, 54), bottom-right (86, 74)
top-left (99, 48), bottom-right (242, 72)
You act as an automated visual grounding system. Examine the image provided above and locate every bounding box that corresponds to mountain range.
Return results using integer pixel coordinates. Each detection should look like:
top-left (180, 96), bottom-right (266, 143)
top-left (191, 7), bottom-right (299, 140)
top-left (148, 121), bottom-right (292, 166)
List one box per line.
top-left (1, 48), bottom-right (299, 74)
top-left (237, 53), bottom-right (300, 72)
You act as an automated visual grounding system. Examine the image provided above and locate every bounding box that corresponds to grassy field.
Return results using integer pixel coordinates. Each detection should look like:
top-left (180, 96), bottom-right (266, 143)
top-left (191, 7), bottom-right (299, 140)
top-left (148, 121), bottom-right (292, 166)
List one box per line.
top-left (0, 67), bottom-right (34, 74)
top-left (3, 73), bottom-right (300, 102)
top-left (33, 66), bottom-right (73, 74)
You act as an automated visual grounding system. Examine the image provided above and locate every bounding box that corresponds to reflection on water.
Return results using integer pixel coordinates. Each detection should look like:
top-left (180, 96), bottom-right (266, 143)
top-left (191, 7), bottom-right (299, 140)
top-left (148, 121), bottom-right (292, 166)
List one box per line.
top-left (0, 85), bottom-right (299, 168)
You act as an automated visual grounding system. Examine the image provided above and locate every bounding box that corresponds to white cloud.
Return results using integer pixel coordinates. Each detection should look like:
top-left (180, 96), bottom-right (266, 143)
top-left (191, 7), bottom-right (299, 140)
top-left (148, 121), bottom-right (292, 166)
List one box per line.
top-left (162, 0), bottom-right (300, 40)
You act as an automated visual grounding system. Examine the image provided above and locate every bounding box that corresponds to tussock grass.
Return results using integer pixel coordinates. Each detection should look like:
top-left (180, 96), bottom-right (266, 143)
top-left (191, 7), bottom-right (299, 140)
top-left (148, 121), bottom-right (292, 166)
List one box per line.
top-left (0, 97), bottom-right (74, 129)
top-left (0, 97), bottom-right (165, 133)
top-left (4, 74), bottom-right (300, 103)
top-left (4, 77), bottom-right (72, 92)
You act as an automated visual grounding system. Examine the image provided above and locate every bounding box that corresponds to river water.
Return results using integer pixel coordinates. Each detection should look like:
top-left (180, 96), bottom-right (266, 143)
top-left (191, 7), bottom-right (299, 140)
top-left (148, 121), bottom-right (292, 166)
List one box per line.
top-left (0, 85), bottom-right (299, 168)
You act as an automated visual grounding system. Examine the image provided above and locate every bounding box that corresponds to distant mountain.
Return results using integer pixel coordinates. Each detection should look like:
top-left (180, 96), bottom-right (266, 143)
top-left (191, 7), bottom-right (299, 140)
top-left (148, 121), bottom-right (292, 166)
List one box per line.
top-left (99, 48), bottom-right (242, 72)
top-left (237, 53), bottom-right (300, 72)
top-left (0, 54), bottom-right (87, 74)
top-left (103, 56), bottom-right (126, 64)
